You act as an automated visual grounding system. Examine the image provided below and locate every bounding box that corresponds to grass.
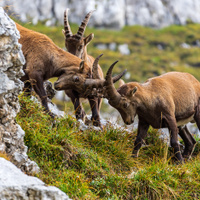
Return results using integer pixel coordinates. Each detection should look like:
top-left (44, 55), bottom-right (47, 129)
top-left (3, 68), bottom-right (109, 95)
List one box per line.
top-left (15, 94), bottom-right (200, 199)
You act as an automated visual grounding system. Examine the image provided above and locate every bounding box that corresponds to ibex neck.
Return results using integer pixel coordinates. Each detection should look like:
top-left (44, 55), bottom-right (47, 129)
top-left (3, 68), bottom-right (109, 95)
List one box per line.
top-left (52, 48), bottom-right (81, 76)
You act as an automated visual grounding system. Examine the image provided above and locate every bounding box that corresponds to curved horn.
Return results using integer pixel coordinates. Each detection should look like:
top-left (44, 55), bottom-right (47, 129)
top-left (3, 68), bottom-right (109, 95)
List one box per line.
top-left (84, 79), bottom-right (105, 89)
top-left (92, 54), bottom-right (103, 79)
top-left (105, 61), bottom-right (121, 103)
top-left (64, 8), bottom-right (72, 38)
top-left (113, 69), bottom-right (127, 83)
top-left (76, 10), bottom-right (95, 40)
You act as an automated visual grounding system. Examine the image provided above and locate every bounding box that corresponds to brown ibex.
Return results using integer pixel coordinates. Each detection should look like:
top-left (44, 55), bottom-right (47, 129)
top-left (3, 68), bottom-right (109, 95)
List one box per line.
top-left (89, 63), bottom-right (199, 162)
top-left (62, 9), bottom-right (104, 127)
top-left (16, 23), bottom-right (92, 117)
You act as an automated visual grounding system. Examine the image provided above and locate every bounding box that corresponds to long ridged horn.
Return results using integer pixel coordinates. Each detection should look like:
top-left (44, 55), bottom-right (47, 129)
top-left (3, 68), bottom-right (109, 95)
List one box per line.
top-left (113, 69), bottom-right (127, 83)
top-left (105, 61), bottom-right (122, 103)
top-left (92, 54), bottom-right (103, 79)
top-left (64, 8), bottom-right (72, 38)
top-left (85, 62), bottom-right (126, 89)
top-left (76, 10), bottom-right (95, 40)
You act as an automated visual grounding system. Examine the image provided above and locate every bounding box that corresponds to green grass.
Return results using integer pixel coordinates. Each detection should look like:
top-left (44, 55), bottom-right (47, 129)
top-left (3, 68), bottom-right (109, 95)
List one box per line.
top-left (16, 94), bottom-right (200, 199)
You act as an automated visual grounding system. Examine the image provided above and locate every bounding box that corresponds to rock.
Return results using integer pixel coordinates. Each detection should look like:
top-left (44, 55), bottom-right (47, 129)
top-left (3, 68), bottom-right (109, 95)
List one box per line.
top-left (118, 44), bottom-right (130, 55)
top-left (0, 7), bottom-right (39, 174)
top-left (95, 43), bottom-right (107, 50)
top-left (1, 0), bottom-right (200, 29)
top-left (108, 42), bottom-right (117, 51)
top-left (0, 158), bottom-right (71, 200)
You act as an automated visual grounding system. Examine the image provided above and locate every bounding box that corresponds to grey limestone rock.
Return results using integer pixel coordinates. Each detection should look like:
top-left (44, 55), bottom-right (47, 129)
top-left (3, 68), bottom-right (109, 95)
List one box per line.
top-left (0, 7), bottom-right (39, 174)
top-left (1, 0), bottom-right (200, 29)
top-left (0, 158), bottom-right (71, 200)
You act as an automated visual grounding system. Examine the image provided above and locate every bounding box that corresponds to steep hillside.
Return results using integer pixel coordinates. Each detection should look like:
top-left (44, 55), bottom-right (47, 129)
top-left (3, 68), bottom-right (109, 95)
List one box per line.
top-left (16, 94), bottom-right (200, 199)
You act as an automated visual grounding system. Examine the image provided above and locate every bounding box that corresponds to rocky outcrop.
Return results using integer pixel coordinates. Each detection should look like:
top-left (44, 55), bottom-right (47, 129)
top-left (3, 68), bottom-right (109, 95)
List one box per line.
top-left (0, 158), bottom-right (71, 200)
top-left (0, 7), bottom-right (71, 199)
top-left (1, 0), bottom-right (200, 29)
top-left (0, 7), bottom-right (39, 174)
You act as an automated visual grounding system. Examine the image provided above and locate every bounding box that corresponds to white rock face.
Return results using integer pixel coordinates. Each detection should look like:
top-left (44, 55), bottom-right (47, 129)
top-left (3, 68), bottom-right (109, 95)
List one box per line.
top-left (0, 7), bottom-right (39, 174)
top-left (1, 0), bottom-right (200, 28)
top-left (118, 44), bottom-right (130, 55)
top-left (0, 158), bottom-right (71, 200)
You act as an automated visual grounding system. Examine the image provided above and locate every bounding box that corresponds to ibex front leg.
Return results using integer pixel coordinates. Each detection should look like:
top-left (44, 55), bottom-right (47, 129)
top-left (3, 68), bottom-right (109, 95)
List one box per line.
top-left (88, 97), bottom-right (101, 128)
top-left (66, 90), bottom-right (86, 121)
top-left (132, 120), bottom-right (149, 157)
top-left (178, 126), bottom-right (196, 159)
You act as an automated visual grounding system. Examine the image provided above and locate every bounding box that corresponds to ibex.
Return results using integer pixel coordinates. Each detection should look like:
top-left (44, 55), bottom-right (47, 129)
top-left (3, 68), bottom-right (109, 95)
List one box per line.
top-left (62, 9), bottom-right (104, 127)
top-left (16, 23), bottom-right (92, 117)
top-left (88, 63), bottom-right (200, 162)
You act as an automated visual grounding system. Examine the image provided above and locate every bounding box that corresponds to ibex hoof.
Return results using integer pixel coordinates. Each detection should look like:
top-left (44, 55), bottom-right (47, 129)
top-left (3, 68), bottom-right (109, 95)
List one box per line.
top-left (131, 149), bottom-right (140, 158)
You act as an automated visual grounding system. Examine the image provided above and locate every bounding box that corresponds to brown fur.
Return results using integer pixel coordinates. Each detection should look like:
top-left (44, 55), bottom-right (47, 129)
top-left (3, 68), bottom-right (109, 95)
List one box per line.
top-left (63, 11), bottom-right (104, 127)
top-left (108, 72), bottom-right (200, 162)
top-left (16, 23), bottom-right (91, 115)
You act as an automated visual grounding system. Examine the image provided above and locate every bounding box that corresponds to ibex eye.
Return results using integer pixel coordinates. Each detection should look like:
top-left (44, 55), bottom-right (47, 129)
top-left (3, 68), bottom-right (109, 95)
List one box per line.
top-left (74, 76), bottom-right (79, 82)
top-left (123, 102), bottom-right (129, 108)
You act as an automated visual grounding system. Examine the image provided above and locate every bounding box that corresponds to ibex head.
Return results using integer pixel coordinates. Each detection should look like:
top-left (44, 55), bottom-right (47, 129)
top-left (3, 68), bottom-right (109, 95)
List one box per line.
top-left (54, 61), bottom-right (92, 93)
top-left (84, 63), bottom-right (137, 125)
top-left (104, 63), bottom-right (138, 125)
top-left (62, 9), bottom-right (95, 59)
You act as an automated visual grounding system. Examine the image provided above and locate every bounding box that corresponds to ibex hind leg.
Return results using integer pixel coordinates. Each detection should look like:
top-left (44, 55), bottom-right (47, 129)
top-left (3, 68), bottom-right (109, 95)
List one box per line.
top-left (194, 100), bottom-right (200, 131)
top-left (21, 74), bottom-right (32, 96)
top-left (178, 126), bottom-right (196, 159)
top-left (29, 73), bottom-right (55, 118)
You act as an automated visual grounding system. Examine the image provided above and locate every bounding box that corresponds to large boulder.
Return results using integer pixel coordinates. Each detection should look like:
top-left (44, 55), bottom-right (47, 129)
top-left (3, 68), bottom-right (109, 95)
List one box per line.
top-left (0, 158), bottom-right (71, 200)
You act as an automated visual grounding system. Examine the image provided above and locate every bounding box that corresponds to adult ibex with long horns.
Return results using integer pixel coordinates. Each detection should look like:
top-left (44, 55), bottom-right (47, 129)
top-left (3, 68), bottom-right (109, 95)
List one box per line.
top-left (86, 63), bottom-right (199, 163)
top-left (62, 9), bottom-right (104, 127)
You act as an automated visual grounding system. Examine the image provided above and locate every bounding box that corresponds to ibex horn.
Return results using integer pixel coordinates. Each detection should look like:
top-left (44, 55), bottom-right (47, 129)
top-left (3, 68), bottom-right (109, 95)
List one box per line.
top-left (92, 54), bottom-right (103, 79)
top-left (76, 10), bottom-right (95, 40)
top-left (85, 61), bottom-right (126, 90)
top-left (105, 61), bottom-right (122, 103)
top-left (64, 8), bottom-right (72, 38)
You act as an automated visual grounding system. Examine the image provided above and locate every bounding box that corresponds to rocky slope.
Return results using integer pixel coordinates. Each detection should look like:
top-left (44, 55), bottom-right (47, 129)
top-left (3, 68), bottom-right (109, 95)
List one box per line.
top-left (0, 7), bottom-right (71, 200)
top-left (1, 0), bottom-right (200, 29)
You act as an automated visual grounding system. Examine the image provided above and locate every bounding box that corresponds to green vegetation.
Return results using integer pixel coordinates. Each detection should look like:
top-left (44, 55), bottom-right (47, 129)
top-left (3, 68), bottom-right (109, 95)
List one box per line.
top-left (16, 94), bottom-right (200, 199)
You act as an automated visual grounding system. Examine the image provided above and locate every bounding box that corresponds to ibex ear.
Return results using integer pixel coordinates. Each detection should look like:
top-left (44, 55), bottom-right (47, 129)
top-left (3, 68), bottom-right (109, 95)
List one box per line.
top-left (130, 86), bottom-right (137, 96)
top-left (62, 29), bottom-right (66, 38)
top-left (84, 33), bottom-right (94, 46)
top-left (79, 61), bottom-right (85, 72)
